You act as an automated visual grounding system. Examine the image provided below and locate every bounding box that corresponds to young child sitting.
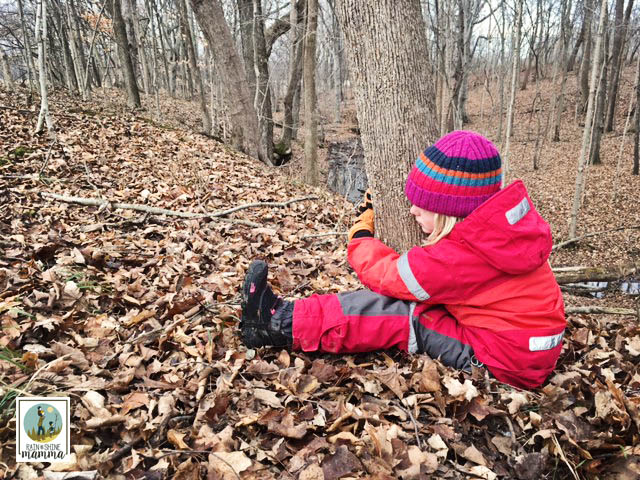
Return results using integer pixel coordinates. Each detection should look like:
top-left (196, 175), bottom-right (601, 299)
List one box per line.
top-left (239, 130), bottom-right (565, 389)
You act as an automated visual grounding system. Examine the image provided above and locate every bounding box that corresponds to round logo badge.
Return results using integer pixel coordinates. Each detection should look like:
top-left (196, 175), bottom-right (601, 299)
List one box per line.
top-left (24, 403), bottom-right (63, 443)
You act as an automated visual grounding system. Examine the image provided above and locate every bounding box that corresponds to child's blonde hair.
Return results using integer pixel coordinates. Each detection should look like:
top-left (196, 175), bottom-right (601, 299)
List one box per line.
top-left (424, 213), bottom-right (462, 246)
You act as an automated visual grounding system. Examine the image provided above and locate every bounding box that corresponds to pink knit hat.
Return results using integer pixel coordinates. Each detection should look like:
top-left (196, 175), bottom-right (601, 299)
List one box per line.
top-left (405, 130), bottom-right (502, 217)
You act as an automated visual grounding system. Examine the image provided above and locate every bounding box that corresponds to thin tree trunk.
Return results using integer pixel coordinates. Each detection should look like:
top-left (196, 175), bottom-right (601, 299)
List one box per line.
top-left (178, 0), bottom-right (211, 134)
top-left (35, 0), bottom-right (54, 134)
top-left (129, 0), bottom-right (151, 94)
top-left (579, 0), bottom-right (594, 117)
top-left (496, 6), bottom-right (506, 143)
top-left (569, 0), bottom-right (607, 238)
top-left (303, 0), bottom-right (318, 185)
top-left (634, 50), bottom-right (640, 175)
top-left (253, 0), bottom-right (274, 163)
top-left (501, 0), bottom-right (523, 186)
top-left (280, 0), bottom-right (305, 150)
top-left (605, 0), bottom-right (634, 132)
top-left (17, 0), bottom-right (36, 92)
top-left (1, 50), bottom-right (14, 88)
top-left (549, 0), bottom-right (572, 142)
top-left (590, 18), bottom-right (609, 166)
top-left (51, 0), bottom-right (78, 94)
top-left (336, 0), bottom-right (438, 252)
top-left (108, 0), bottom-right (141, 107)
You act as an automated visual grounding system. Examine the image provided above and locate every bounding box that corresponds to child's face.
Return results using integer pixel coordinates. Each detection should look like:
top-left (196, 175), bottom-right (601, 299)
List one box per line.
top-left (410, 205), bottom-right (436, 234)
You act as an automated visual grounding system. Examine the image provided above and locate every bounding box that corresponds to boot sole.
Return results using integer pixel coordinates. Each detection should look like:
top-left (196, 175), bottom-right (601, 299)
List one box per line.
top-left (242, 260), bottom-right (268, 308)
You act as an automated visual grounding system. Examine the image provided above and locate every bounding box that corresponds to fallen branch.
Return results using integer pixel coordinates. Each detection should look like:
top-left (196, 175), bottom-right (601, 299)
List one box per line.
top-left (301, 231), bottom-right (346, 240)
top-left (566, 306), bottom-right (636, 315)
top-left (552, 225), bottom-right (640, 250)
top-left (554, 261), bottom-right (639, 284)
top-left (40, 193), bottom-right (316, 228)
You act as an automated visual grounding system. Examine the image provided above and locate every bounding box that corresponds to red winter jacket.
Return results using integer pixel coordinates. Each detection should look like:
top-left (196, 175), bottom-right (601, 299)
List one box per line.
top-left (347, 180), bottom-right (566, 389)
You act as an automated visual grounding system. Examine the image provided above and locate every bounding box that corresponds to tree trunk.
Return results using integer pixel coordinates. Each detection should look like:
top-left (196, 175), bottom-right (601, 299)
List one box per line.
top-left (17, 0), bottom-right (37, 92)
top-left (189, 0), bottom-right (267, 163)
top-left (567, 5), bottom-right (585, 72)
top-left (549, 0), bottom-right (572, 142)
top-left (51, 0), bottom-right (78, 94)
top-left (569, 0), bottom-right (607, 238)
top-left (35, 0), bottom-right (54, 134)
top-left (634, 50), bottom-right (640, 175)
top-left (605, 0), bottom-right (634, 132)
top-left (303, 0), bottom-right (318, 185)
top-left (178, 0), bottom-right (211, 134)
top-left (590, 16), bottom-right (609, 166)
top-left (129, 0), bottom-right (151, 94)
top-left (253, 0), bottom-right (274, 164)
top-left (237, 0), bottom-right (256, 98)
top-left (501, 0), bottom-right (523, 186)
top-left (1, 50), bottom-right (14, 88)
top-left (280, 0), bottom-right (305, 150)
top-left (336, 0), bottom-right (438, 252)
top-left (108, 0), bottom-right (141, 108)
top-left (578, 0), bottom-right (594, 117)
top-left (496, 6), bottom-right (506, 143)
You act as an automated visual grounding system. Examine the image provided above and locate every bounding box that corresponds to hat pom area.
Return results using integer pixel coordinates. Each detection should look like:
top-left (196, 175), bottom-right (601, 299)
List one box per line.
top-left (405, 130), bottom-right (502, 217)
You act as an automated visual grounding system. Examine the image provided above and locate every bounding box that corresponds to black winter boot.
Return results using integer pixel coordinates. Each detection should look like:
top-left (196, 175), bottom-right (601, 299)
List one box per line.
top-left (240, 260), bottom-right (293, 349)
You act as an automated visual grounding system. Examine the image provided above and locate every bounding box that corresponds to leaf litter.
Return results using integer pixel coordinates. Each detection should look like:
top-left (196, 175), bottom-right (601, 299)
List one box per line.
top-left (1, 74), bottom-right (640, 479)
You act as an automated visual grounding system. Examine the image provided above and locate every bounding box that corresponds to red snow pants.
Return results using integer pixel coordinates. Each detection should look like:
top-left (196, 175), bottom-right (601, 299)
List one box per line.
top-left (291, 290), bottom-right (476, 371)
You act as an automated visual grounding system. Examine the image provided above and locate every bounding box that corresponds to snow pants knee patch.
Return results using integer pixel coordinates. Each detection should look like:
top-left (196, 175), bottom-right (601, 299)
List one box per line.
top-left (292, 290), bottom-right (412, 353)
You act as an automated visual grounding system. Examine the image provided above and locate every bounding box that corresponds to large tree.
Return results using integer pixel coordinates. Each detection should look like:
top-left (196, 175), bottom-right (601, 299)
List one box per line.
top-left (336, 0), bottom-right (438, 252)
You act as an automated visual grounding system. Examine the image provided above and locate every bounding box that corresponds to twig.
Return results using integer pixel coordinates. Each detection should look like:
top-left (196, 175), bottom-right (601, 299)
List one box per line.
top-left (40, 192), bottom-right (260, 227)
top-left (301, 231), bottom-right (346, 240)
top-left (394, 400), bottom-right (422, 449)
top-left (551, 433), bottom-right (581, 480)
top-left (565, 306), bottom-right (636, 315)
top-left (40, 193), bottom-right (319, 227)
top-left (23, 354), bottom-right (72, 394)
top-left (552, 225), bottom-right (640, 250)
top-left (39, 139), bottom-right (57, 176)
top-left (209, 195), bottom-right (319, 217)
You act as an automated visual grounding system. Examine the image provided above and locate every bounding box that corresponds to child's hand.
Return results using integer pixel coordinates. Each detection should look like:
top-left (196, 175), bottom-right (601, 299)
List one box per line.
top-left (356, 188), bottom-right (373, 215)
top-left (348, 209), bottom-right (375, 241)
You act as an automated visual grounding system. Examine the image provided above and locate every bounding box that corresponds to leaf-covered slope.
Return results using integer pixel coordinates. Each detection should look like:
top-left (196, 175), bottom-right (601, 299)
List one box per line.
top-left (1, 86), bottom-right (639, 479)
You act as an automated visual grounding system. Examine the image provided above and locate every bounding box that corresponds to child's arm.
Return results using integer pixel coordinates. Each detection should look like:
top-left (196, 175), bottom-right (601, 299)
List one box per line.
top-left (347, 237), bottom-right (441, 302)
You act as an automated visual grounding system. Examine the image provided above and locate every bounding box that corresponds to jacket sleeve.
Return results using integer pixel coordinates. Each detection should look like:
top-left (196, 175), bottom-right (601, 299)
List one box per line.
top-left (347, 237), bottom-right (450, 302)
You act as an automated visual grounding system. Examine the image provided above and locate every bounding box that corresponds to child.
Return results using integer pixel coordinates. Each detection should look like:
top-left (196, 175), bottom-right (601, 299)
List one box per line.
top-left (239, 130), bottom-right (565, 389)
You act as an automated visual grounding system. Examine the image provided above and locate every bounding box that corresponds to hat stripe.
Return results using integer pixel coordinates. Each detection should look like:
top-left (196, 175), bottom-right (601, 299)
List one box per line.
top-left (419, 152), bottom-right (502, 180)
top-left (414, 155), bottom-right (502, 188)
top-left (425, 145), bottom-right (501, 173)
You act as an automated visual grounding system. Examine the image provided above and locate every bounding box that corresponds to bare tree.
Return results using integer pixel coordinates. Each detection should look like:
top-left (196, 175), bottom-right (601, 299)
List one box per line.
top-left (337, 0), bottom-right (438, 252)
top-left (189, 0), bottom-right (266, 163)
top-left (501, 0), bottom-right (523, 185)
top-left (569, 0), bottom-right (607, 238)
top-left (35, 0), bottom-right (54, 134)
top-left (107, 0), bottom-right (141, 108)
top-left (303, 0), bottom-right (318, 185)
top-left (1, 50), bottom-right (13, 88)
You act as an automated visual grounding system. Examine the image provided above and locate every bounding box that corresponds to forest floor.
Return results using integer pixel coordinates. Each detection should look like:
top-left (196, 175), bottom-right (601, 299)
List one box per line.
top-left (1, 68), bottom-right (640, 480)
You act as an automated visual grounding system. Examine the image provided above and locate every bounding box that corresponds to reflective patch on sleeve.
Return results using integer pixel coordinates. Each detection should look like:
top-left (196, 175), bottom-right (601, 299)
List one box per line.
top-left (407, 302), bottom-right (418, 354)
top-left (505, 197), bottom-right (531, 225)
top-left (397, 252), bottom-right (430, 301)
top-left (529, 331), bottom-right (564, 351)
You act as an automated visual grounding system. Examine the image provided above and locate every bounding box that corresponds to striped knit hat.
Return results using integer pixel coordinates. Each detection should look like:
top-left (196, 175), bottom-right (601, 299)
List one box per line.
top-left (405, 130), bottom-right (502, 218)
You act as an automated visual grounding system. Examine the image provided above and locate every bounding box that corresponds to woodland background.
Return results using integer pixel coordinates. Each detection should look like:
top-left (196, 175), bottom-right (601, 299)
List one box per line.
top-left (1, 0), bottom-right (640, 479)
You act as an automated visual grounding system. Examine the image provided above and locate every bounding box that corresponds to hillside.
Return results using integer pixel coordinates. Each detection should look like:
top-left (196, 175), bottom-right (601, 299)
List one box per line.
top-left (1, 69), bottom-right (639, 479)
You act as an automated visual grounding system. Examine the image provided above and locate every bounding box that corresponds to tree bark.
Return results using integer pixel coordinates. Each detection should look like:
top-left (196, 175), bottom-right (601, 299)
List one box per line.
top-left (17, 0), bottom-right (37, 92)
top-left (303, 0), bottom-right (318, 185)
top-left (569, 0), bottom-right (607, 238)
top-left (236, 0), bottom-right (256, 98)
top-left (550, 0), bottom-right (573, 142)
top-left (336, 0), bottom-right (438, 252)
top-left (35, 0), bottom-right (54, 134)
top-left (590, 15), bottom-right (609, 166)
top-left (107, 0), bottom-right (141, 108)
top-left (280, 0), bottom-right (305, 150)
top-left (178, 0), bottom-right (211, 134)
top-left (1, 50), bottom-right (14, 89)
top-left (634, 48), bottom-right (640, 175)
top-left (501, 0), bottom-right (522, 186)
top-left (605, 0), bottom-right (634, 132)
top-left (578, 0), bottom-right (594, 116)
top-left (189, 0), bottom-right (267, 163)
top-left (253, 0), bottom-right (274, 163)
